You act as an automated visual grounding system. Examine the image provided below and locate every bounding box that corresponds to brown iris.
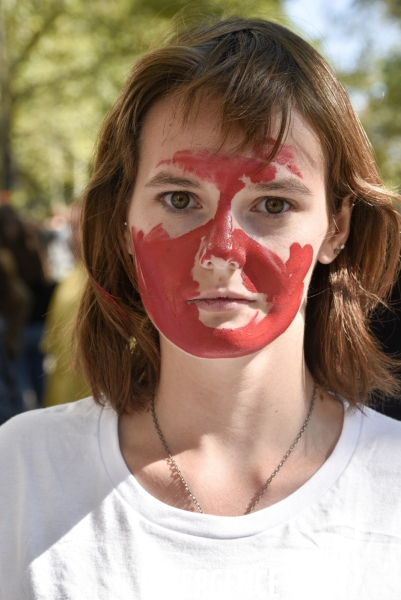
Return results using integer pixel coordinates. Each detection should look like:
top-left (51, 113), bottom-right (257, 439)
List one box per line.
top-left (171, 191), bottom-right (191, 209)
top-left (265, 198), bottom-right (285, 214)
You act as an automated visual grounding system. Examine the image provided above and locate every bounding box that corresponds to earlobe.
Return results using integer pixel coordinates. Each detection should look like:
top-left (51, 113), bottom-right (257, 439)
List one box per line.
top-left (317, 196), bottom-right (354, 265)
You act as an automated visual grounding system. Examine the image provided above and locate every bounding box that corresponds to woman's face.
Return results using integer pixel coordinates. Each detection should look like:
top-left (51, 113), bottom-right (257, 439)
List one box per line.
top-left (127, 97), bottom-right (337, 358)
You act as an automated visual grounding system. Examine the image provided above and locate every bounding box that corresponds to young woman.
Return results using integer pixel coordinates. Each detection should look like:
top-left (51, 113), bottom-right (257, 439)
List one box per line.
top-left (1, 17), bottom-right (401, 600)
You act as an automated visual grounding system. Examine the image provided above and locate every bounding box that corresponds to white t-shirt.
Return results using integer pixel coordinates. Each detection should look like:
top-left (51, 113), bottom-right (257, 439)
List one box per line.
top-left (1, 398), bottom-right (401, 600)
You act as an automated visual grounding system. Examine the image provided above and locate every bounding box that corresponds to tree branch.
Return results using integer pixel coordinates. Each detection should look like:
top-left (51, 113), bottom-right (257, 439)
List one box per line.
top-left (12, 66), bottom-right (99, 104)
top-left (10, 4), bottom-right (66, 75)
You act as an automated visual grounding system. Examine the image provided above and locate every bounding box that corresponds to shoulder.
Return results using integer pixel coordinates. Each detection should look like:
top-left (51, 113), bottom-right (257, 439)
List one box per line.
top-left (0, 397), bottom-right (109, 519)
top-left (331, 406), bottom-right (401, 536)
top-left (0, 397), bottom-right (115, 594)
top-left (360, 405), bottom-right (401, 440)
top-left (356, 406), bottom-right (401, 474)
top-left (0, 397), bottom-right (102, 461)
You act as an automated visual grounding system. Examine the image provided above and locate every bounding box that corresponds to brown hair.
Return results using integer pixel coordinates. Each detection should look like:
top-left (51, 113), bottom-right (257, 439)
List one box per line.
top-left (76, 16), bottom-right (401, 414)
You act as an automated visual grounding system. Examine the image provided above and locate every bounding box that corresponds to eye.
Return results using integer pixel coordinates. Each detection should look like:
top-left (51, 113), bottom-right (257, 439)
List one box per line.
top-left (253, 197), bottom-right (291, 216)
top-left (167, 191), bottom-right (192, 209)
top-left (264, 198), bottom-right (288, 214)
top-left (158, 190), bottom-right (201, 214)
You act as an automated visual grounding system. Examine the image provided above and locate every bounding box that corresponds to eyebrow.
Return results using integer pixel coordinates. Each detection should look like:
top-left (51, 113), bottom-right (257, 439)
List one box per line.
top-left (145, 171), bottom-right (313, 197)
top-left (248, 179), bottom-right (314, 196)
top-left (144, 172), bottom-right (202, 189)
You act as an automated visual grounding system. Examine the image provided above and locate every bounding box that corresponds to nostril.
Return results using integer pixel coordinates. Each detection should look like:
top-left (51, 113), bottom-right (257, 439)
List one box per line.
top-left (199, 237), bottom-right (246, 269)
top-left (200, 254), bottom-right (240, 270)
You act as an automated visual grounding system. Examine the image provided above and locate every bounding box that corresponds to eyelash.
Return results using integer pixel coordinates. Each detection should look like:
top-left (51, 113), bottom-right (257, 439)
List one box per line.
top-left (157, 191), bottom-right (295, 219)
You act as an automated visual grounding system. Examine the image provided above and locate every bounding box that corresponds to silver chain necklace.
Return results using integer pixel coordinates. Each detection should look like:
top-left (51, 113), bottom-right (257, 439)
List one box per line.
top-left (150, 379), bottom-right (317, 516)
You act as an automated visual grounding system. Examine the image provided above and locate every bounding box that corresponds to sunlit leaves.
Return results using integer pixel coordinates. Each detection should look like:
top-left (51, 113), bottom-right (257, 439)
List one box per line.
top-left (1, 0), bottom-right (281, 217)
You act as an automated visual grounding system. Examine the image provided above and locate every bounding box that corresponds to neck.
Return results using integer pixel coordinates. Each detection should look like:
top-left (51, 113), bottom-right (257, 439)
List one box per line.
top-left (155, 315), bottom-right (315, 454)
top-left (119, 316), bottom-right (344, 516)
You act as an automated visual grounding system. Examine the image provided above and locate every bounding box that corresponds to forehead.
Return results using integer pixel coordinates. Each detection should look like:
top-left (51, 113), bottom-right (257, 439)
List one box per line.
top-left (138, 95), bottom-right (325, 177)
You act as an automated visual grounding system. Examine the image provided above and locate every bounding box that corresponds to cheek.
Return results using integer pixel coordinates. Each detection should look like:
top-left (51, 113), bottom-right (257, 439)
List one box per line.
top-left (131, 224), bottom-right (207, 305)
top-left (240, 233), bottom-right (314, 305)
top-left (128, 199), bottom-right (159, 240)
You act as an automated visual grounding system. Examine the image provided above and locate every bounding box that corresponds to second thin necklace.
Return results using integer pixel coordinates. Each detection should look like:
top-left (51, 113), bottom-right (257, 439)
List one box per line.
top-left (150, 379), bottom-right (317, 516)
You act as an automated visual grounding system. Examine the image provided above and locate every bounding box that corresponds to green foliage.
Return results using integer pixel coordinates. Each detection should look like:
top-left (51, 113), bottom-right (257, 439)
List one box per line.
top-left (0, 0), bottom-right (282, 217)
top-left (361, 54), bottom-right (401, 189)
top-left (350, 0), bottom-right (401, 190)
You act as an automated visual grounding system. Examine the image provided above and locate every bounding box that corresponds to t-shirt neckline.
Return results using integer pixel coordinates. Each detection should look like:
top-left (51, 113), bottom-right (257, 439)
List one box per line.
top-left (98, 402), bottom-right (362, 539)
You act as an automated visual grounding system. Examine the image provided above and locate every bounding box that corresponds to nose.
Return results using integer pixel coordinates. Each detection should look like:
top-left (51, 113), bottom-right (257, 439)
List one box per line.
top-left (199, 210), bottom-right (246, 269)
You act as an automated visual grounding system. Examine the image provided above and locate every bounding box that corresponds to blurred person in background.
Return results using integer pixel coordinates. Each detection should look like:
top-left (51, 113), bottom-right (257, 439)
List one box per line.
top-left (45, 208), bottom-right (75, 282)
top-left (0, 249), bottom-right (30, 424)
top-left (0, 206), bottom-right (56, 407)
top-left (42, 202), bottom-right (90, 406)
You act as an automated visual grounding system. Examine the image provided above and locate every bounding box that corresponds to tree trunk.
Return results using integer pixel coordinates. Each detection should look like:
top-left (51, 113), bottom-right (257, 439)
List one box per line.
top-left (0, 0), bottom-right (13, 198)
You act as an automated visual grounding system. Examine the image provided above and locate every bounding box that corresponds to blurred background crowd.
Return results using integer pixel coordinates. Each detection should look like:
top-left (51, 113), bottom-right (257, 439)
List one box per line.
top-left (1, 0), bottom-right (401, 423)
top-left (0, 203), bottom-right (89, 422)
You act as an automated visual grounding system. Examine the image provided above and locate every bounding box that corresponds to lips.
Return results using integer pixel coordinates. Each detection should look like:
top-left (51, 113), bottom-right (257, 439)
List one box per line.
top-left (187, 291), bottom-right (257, 313)
top-left (189, 297), bottom-right (256, 313)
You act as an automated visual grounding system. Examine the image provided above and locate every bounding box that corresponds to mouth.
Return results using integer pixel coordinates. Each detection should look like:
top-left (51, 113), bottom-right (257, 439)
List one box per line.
top-left (187, 291), bottom-right (257, 313)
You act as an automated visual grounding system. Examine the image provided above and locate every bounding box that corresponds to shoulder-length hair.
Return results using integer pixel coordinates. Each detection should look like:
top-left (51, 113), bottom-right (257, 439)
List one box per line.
top-left (76, 17), bottom-right (401, 414)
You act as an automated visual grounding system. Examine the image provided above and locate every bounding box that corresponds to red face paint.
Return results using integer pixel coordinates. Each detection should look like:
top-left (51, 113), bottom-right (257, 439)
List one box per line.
top-left (259, 139), bottom-right (304, 179)
top-left (132, 149), bottom-right (313, 358)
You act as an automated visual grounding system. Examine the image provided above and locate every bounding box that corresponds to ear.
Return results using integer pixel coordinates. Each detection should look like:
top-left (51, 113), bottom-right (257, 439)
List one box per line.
top-left (317, 196), bottom-right (354, 265)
